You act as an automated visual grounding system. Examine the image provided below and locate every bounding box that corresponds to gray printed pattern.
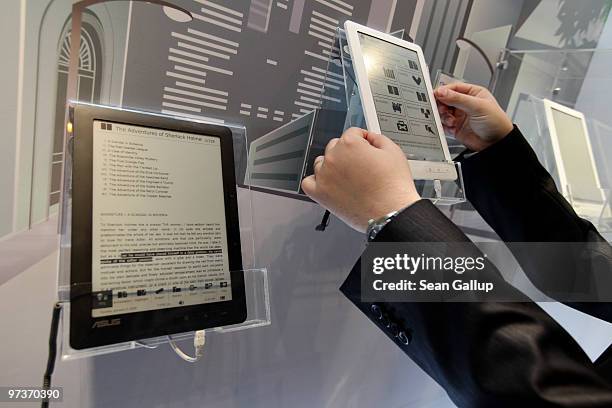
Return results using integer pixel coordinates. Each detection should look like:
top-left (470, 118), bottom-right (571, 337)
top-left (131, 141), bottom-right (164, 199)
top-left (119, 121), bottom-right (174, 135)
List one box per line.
top-left (122, 0), bottom-right (416, 146)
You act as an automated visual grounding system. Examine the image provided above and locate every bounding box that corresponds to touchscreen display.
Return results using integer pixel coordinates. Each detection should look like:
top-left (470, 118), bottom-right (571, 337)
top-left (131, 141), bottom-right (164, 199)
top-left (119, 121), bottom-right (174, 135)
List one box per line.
top-left (358, 32), bottom-right (445, 161)
top-left (551, 109), bottom-right (602, 202)
top-left (91, 121), bottom-right (232, 317)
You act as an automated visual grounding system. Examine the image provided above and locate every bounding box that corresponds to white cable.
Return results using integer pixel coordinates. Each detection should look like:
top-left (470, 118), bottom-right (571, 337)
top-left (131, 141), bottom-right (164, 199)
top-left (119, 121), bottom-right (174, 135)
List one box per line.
top-left (168, 330), bottom-right (206, 363)
top-left (135, 340), bottom-right (158, 349)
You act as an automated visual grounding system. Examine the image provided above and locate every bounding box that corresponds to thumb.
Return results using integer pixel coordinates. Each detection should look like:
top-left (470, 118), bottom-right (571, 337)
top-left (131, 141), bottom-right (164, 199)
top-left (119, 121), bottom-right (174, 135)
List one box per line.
top-left (301, 175), bottom-right (318, 199)
top-left (365, 131), bottom-right (395, 150)
top-left (435, 87), bottom-right (481, 114)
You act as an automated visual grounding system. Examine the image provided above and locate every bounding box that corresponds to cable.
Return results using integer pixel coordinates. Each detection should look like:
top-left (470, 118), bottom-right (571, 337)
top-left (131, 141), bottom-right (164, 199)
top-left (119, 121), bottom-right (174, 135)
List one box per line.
top-left (134, 340), bottom-right (158, 349)
top-left (167, 330), bottom-right (206, 363)
top-left (41, 302), bottom-right (62, 408)
top-left (315, 210), bottom-right (331, 231)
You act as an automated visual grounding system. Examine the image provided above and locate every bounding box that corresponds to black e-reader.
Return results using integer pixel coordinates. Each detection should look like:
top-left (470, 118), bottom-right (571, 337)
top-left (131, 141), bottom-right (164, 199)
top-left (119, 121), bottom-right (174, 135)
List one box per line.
top-left (69, 104), bottom-right (246, 349)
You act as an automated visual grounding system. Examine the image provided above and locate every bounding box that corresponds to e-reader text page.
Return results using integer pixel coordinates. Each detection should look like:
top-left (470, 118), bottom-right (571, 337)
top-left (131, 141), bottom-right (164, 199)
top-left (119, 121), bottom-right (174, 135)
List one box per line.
top-left (91, 121), bottom-right (232, 317)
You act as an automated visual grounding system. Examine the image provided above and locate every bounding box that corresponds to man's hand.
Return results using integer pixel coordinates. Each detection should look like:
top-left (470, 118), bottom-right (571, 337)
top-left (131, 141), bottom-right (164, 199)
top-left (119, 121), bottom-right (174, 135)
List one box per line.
top-left (301, 127), bottom-right (420, 233)
top-left (434, 83), bottom-right (513, 152)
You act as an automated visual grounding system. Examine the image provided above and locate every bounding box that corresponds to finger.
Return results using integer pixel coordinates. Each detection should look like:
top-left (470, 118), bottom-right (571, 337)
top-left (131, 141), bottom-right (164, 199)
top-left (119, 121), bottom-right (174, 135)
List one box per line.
top-left (364, 131), bottom-right (395, 149)
top-left (313, 155), bottom-right (325, 175)
top-left (301, 175), bottom-right (318, 198)
top-left (434, 86), bottom-right (482, 114)
top-left (442, 124), bottom-right (456, 136)
top-left (325, 138), bottom-right (340, 155)
top-left (344, 127), bottom-right (368, 138)
top-left (437, 102), bottom-right (450, 115)
top-left (341, 127), bottom-right (369, 144)
top-left (440, 113), bottom-right (456, 127)
top-left (436, 82), bottom-right (484, 97)
top-left (437, 102), bottom-right (457, 120)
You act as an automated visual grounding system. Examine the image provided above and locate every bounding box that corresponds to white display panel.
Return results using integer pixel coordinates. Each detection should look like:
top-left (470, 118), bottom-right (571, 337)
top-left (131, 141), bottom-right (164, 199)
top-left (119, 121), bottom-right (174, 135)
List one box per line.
top-left (91, 121), bottom-right (232, 317)
top-left (356, 32), bottom-right (445, 162)
top-left (550, 108), bottom-right (602, 202)
top-left (543, 100), bottom-right (606, 207)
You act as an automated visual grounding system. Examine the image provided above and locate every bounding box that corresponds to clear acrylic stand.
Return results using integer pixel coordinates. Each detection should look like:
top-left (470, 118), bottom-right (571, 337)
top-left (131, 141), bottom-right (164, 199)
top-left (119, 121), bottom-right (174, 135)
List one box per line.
top-left (59, 268), bottom-right (270, 360)
top-left (56, 104), bottom-right (270, 360)
top-left (243, 28), bottom-right (465, 205)
top-left (512, 94), bottom-right (612, 231)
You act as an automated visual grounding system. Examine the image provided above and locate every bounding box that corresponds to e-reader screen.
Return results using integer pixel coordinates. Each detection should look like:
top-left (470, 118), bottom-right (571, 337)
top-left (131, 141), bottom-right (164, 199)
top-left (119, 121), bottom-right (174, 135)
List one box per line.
top-left (91, 121), bottom-right (233, 316)
top-left (550, 108), bottom-right (602, 202)
top-left (357, 32), bottom-right (445, 162)
top-left (70, 105), bottom-right (245, 349)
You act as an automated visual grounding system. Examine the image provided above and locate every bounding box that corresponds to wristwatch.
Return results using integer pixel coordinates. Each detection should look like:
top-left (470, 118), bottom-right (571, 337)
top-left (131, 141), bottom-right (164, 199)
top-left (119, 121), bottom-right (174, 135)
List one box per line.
top-left (366, 210), bottom-right (401, 242)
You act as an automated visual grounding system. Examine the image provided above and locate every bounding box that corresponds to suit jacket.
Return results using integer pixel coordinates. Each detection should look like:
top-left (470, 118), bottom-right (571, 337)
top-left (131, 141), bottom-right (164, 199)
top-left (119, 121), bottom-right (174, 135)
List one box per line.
top-left (458, 126), bottom-right (612, 323)
top-left (340, 128), bottom-right (612, 407)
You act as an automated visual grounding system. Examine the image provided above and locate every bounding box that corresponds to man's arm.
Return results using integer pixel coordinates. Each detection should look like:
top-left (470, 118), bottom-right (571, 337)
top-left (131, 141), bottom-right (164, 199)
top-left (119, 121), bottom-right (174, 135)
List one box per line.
top-left (340, 200), bottom-right (612, 407)
top-left (300, 125), bottom-right (612, 406)
top-left (434, 84), bottom-right (612, 322)
top-left (457, 127), bottom-right (612, 322)
top-left (458, 126), bottom-right (606, 243)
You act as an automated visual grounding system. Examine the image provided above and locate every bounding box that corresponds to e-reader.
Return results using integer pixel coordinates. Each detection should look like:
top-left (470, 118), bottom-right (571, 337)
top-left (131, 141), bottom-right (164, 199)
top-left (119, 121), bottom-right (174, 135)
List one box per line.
top-left (344, 21), bottom-right (457, 181)
top-left (69, 104), bottom-right (246, 349)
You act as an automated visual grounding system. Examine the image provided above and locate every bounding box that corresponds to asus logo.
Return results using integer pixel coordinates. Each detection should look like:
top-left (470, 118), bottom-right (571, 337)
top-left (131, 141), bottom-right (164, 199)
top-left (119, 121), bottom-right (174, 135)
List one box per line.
top-left (92, 318), bottom-right (121, 328)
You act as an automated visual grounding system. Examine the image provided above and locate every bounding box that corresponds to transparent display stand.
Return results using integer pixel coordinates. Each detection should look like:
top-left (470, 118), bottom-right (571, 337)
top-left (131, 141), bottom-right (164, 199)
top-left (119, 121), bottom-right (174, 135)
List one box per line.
top-left (56, 104), bottom-right (271, 360)
top-left (512, 94), bottom-right (611, 231)
top-left (59, 268), bottom-right (270, 360)
top-left (243, 28), bottom-right (465, 206)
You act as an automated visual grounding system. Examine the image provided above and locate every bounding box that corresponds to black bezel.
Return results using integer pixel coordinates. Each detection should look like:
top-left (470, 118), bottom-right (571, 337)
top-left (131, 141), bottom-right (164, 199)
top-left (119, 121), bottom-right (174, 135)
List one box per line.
top-left (69, 104), bottom-right (246, 350)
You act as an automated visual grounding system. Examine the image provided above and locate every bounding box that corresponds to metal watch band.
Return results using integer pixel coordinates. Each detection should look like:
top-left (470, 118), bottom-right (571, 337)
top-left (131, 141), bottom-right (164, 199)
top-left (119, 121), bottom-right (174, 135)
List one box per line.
top-left (366, 210), bottom-right (400, 242)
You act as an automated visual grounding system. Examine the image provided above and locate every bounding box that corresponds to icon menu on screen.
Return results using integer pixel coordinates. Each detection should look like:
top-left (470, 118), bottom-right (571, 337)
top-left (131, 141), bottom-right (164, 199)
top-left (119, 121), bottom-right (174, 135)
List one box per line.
top-left (383, 67), bottom-right (396, 79)
top-left (397, 120), bottom-right (409, 132)
top-left (358, 33), bottom-right (445, 161)
top-left (387, 85), bottom-right (400, 96)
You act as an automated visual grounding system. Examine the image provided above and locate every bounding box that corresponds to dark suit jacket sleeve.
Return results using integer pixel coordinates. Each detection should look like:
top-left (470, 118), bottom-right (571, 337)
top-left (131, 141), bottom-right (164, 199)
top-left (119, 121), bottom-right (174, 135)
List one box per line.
top-left (340, 200), bottom-right (612, 407)
top-left (457, 126), bottom-right (612, 322)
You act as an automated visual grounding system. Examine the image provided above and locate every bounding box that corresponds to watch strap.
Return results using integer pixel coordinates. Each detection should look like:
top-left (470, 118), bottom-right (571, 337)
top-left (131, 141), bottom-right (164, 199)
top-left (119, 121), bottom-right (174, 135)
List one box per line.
top-left (366, 210), bottom-right (400, 241)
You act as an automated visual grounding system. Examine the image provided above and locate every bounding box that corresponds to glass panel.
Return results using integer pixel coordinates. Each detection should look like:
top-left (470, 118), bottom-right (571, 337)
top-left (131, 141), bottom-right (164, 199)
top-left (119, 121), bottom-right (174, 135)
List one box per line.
top-left (30, 2), bottom-right (131, 227)
top-left (493, 48), bottom-right (612, 228)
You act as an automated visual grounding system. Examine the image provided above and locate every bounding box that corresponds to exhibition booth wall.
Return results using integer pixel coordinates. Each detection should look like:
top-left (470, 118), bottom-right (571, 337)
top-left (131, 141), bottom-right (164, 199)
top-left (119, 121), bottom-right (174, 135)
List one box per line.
top-left (1, 1), bottom-right (612, 407)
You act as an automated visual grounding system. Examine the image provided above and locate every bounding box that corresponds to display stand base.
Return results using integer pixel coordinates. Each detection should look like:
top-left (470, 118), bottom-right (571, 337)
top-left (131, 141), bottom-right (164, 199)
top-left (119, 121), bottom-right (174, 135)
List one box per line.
top-left (58, 268), bottom-right (271, 360)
